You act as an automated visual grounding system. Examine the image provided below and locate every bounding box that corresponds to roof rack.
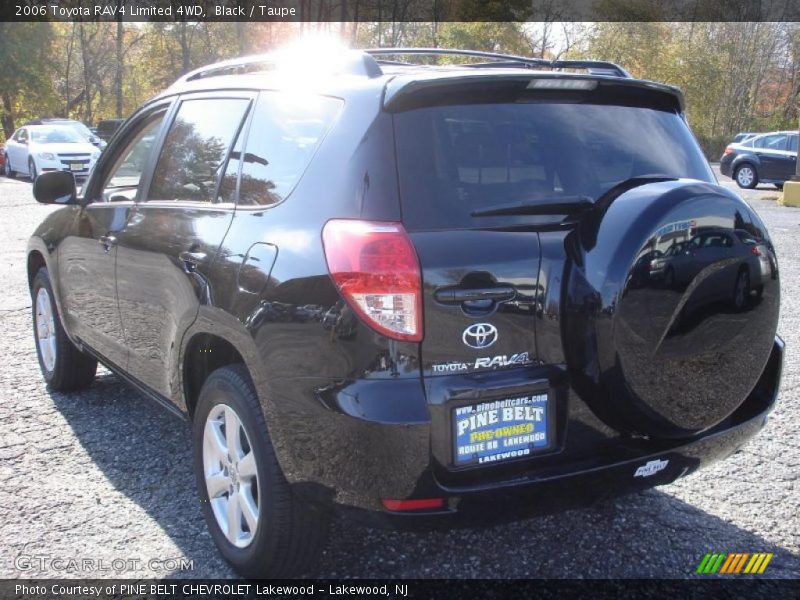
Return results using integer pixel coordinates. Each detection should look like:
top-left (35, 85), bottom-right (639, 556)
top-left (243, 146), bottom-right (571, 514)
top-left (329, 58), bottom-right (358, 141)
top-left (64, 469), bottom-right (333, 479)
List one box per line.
top-left (364, 48), bottom-right (631, 78)
top-left (180, 53), bottom-right (278, 82)
top-left (175, 50), bottom-right (382, 85)
top-left (172, 47), bottom-right (630, 89)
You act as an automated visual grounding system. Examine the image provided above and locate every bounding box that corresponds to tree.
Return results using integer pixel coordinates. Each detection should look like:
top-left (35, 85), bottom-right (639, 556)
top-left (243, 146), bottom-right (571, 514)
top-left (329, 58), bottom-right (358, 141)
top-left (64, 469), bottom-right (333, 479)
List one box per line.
top-left (0, 23), bottom-right (57, 139)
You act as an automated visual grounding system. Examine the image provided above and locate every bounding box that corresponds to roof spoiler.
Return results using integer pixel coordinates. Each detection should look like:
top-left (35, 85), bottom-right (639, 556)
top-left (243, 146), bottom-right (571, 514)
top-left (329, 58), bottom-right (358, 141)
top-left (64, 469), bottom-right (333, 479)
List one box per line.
top-left (382, 73), bottom-right (684, 112)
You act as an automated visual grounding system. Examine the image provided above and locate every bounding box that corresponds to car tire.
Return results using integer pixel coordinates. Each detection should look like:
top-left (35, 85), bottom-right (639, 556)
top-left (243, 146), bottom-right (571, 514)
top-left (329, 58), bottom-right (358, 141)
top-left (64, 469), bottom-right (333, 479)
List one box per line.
top-left (3, 155), bottom-right (14, 178)
top-left (734, 163), bottom-right (758, 189)
top-left (31, 267), bottom-right (98, 390)
top-left (28, 158), bottom-right (37, 182)
top-left (192, 364), bottom-right (330, 578)
top-left (775, 183), bottom-right (784, 190)
top-left (733, 268), bottom-right (750, 311)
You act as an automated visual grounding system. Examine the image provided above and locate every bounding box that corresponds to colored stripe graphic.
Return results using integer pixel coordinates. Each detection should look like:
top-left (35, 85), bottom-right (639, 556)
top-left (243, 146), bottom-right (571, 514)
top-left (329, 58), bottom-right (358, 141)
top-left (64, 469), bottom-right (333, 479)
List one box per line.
top-left (696, 553), bottom-right (712, 574)
top-left (719, 553), bottom-right (737, 574)
top-left (699, 552), bottom-right (774, 574)
top-left (708, 553), bottom-right (725, 574)
top-left (744, 554), bottom-right (761, 574)
top-left (758, 554), bottom-right (774, 573)
top-left (733, 553), bottom-right (749, 573)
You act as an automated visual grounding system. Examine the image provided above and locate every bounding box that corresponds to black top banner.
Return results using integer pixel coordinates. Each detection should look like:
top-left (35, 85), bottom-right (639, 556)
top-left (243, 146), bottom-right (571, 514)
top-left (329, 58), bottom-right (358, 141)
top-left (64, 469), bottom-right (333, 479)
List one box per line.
top-left (3, 0), bottom-right (800, 22)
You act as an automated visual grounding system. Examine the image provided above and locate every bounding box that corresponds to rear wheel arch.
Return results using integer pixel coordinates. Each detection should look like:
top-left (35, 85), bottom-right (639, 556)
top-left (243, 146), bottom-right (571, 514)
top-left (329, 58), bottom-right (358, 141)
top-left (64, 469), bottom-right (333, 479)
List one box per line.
top-left (183, 332), bottom-right (249, 419)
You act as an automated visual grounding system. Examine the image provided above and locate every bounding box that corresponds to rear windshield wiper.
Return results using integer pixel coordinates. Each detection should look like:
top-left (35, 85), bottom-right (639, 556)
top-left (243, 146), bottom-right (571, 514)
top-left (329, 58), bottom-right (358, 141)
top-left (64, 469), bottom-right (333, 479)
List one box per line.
top-left (471, 195), bottom-right (593, 217)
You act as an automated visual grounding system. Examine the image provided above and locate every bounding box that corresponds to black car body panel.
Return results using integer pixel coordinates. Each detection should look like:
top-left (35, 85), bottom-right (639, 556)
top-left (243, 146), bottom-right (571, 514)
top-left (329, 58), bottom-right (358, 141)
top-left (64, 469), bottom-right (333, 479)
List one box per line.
top-left (28, 50), bottom-right (782, 523)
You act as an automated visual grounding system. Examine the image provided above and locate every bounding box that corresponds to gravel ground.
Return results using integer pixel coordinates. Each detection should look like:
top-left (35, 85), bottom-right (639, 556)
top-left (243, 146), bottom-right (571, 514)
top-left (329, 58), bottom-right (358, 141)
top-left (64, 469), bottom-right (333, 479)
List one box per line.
top-left (0, 167), bottom-right (797, 579)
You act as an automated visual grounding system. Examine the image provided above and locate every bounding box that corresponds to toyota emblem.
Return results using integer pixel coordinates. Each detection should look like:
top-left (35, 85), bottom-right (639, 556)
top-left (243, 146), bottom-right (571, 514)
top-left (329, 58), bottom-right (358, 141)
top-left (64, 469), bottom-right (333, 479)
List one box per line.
top-left (462, 323), bottom-right (498, 349)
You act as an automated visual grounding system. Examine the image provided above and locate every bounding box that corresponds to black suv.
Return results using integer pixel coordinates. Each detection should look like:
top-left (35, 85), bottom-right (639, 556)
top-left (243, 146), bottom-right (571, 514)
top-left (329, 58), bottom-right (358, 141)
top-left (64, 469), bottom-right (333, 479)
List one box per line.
top-left (94, 118), bottom-right (125, 142)
top-left (27, 49), bottom-right (783, 578)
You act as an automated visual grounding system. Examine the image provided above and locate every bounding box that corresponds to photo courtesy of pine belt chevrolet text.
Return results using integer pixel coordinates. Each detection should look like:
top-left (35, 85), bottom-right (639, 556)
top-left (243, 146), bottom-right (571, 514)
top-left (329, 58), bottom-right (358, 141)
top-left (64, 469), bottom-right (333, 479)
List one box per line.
top-left (26, 48), bottom-right (783, 578)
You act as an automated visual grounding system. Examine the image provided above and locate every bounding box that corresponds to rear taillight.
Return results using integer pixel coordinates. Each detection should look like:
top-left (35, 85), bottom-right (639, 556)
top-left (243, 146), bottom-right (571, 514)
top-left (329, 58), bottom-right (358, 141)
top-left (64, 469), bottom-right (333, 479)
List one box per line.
top-left (751, 246), bottom-right (762, 256)
top-left (724, 145), bottom-right (734, 155)
top-left (322, 219), bottom-right (423, 342)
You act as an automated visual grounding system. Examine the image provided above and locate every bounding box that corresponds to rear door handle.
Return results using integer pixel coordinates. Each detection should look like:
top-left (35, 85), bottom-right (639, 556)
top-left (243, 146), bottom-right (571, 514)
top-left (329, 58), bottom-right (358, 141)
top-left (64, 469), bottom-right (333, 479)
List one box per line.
top-left (434, 286), bottom-right (516, 304)
top-left (179, 250), bottom-right (207, 272)
top-left (98, 235), bottom-right (117, 251)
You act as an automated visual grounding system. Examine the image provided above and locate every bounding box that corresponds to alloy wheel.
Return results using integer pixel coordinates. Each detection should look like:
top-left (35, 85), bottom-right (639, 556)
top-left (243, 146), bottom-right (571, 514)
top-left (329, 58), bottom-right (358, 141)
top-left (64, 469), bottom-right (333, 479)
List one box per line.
top-left (202, 403), bottom-right (260, 548)
top-left (737, 166), bottom-right (754, 187)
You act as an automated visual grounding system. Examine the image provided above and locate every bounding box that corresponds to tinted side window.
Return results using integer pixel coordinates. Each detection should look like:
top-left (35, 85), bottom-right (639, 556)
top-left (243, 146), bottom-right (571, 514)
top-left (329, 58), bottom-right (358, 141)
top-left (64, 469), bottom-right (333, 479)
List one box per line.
top-left (789, 135), bottom-right (798, 153)
top-left (218, 120), bottom-right (248, 204)
top-left (237, 92), bottom-right (342, 206)
top-left (702, 233), bottom-right (731, 248)
top-left (754, 134), bottom-right (788, 150)
top-left (101, 111), bottom-right (166, 202)
top-left (736, 230), bottom-right (757, 244)
top-left (148, 98), bottom-right (250, 203)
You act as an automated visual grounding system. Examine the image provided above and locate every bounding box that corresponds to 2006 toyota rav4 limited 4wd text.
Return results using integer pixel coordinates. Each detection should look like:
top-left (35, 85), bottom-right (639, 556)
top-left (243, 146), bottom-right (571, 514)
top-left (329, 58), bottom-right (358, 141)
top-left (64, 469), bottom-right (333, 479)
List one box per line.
top-left (27, 48), bottom-right (783, 578)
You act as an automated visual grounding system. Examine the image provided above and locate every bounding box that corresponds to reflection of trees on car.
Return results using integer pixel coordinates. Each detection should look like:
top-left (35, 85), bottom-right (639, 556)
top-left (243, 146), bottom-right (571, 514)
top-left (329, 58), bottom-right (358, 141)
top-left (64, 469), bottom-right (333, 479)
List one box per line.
top-left (239, 172), bottom-right (281, 206)
top-left (225, 150), bottom-right (283, 206)
top-left (150, 118), bottom-right (227, 201)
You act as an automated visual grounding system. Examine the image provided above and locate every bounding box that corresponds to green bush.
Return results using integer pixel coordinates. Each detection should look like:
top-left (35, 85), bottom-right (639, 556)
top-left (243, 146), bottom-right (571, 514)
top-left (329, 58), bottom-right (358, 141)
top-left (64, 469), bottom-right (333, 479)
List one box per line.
top-left (694, 133), bottom-right (731, 162)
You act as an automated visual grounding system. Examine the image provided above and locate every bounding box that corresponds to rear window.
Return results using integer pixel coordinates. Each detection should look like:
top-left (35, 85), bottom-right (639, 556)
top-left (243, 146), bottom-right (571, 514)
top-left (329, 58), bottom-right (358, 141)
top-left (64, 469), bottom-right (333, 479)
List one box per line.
top-left (394, 102), bottom-right (713, 229)
top-left (735, 230), bottom-right (757, 244)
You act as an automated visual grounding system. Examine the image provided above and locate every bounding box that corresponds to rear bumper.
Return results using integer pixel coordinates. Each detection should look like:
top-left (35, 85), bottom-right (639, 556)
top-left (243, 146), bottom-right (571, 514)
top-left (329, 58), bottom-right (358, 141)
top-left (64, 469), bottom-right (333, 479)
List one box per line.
top-left (344, 401), bottom-right (772, 530)
top-left (281, 336), bottom-right (783, 529)
top-left (719, 156), bottom-right (734, 177)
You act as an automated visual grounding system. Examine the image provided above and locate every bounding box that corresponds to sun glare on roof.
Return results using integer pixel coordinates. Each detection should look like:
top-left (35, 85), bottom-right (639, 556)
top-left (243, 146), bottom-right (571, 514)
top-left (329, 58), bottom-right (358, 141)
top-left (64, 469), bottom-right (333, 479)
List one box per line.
top-left (273, 34), bottom-right (350, 77)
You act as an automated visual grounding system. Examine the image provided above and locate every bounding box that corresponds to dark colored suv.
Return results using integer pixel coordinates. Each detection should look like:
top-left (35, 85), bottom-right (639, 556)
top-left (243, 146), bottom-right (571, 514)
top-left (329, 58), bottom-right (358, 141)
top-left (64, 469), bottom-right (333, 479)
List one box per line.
top-left (27, 49), bottom-right (783, 578)
top-left (94, 118), bottom-right (125, 142)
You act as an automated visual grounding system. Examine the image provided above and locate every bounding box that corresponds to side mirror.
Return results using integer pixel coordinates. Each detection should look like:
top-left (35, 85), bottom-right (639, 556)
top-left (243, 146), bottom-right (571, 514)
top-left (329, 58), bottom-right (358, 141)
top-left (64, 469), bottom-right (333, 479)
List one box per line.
top-left (33, 171), bottom-right (77, 205)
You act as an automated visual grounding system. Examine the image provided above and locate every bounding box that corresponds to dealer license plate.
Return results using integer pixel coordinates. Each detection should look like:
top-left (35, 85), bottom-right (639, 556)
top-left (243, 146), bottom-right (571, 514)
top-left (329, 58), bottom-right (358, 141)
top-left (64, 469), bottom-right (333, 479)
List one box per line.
top-left (453, 393), bottom-right (550, 466)
top-left (69, 163), bottom-right (83, 171)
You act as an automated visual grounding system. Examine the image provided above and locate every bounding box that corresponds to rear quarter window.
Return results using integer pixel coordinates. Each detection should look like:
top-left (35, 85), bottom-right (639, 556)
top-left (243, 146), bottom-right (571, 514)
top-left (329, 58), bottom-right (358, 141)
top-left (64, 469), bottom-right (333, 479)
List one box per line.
top-left (236, 92), bottom-right (342, 207)
top-left (394, 102), bottom-right (713, 230)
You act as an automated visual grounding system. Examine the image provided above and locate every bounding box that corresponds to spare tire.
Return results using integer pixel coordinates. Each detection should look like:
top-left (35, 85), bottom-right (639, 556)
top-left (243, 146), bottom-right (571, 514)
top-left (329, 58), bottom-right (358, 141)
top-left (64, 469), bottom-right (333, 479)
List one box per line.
top-left (563, 179), bottom-right (780, 438)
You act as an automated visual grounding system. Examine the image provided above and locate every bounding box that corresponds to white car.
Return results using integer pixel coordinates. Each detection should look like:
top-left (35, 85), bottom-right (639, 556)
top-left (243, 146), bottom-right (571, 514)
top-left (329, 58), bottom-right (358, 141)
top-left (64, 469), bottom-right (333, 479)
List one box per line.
top-left (3, 124), bottom-right (101, 181)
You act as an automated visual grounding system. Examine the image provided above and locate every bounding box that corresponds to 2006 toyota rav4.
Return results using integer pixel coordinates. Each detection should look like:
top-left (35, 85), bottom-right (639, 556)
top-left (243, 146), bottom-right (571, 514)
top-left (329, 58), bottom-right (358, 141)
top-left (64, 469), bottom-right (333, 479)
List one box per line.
top-left (27, 48), bottom-right (783, 578)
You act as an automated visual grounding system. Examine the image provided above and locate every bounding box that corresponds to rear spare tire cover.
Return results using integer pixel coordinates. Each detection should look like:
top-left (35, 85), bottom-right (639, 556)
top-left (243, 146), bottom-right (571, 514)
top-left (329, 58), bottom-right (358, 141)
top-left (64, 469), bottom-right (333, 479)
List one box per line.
top-left (564, 180), bottom-right (780, 438)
